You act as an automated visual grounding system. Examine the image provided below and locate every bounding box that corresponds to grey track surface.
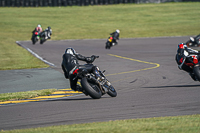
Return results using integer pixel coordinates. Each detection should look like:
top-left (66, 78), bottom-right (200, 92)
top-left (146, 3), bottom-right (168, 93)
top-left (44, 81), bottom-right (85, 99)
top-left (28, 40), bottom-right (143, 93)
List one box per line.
top-left (0, 68), bottom-right (69, 93)
top-left (0, 37), bottom-right (200, 130)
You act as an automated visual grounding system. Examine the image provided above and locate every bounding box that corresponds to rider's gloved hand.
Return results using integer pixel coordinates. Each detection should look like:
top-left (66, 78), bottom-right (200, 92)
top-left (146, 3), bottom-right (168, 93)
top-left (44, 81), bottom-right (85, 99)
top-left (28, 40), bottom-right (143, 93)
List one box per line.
top-left (91, 55), bottom-right (99, 61)
top-left (86, 57), bottom-right (93, 63)
top-left (86, 55), bottom-right (99, 63)
top-left (91, 55), bottom-right (99, 59)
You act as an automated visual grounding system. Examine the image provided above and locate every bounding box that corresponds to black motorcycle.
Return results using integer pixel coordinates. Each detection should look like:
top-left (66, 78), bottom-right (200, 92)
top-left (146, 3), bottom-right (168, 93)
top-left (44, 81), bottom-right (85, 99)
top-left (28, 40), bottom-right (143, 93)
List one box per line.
top-left (186, 34), bottom-right (200, 47)
top-left (105, 36), bottom-right (117, 49)
top-left (31, 31), bottom-right (40, 45)
top-left (40, 27), bottom-right (52, 44)
top-left (73, 56), bottom-right (117, 99)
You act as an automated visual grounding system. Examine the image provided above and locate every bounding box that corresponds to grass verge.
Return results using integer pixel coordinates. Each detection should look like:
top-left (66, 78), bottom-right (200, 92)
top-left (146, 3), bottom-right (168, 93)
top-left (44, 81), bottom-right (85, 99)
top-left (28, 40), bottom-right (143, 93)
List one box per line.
top-left (0, 89), bottom-right (57, 102)
top-left (0, 114), bottom-right (200, 133)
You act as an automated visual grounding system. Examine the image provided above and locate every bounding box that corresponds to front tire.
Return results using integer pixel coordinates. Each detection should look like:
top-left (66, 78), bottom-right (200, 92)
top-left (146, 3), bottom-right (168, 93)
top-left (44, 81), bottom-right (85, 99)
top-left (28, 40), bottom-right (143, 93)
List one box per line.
top-left (81, 77), bottom-right (102, 99)
top-left (107, 85), bottom-right (117, 97)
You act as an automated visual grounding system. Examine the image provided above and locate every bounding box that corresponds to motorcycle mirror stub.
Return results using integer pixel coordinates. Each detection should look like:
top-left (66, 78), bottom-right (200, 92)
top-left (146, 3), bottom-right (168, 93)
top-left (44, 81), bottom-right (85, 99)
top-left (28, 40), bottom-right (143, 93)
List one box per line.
top-left (190, 37), bottom-right (195, 42)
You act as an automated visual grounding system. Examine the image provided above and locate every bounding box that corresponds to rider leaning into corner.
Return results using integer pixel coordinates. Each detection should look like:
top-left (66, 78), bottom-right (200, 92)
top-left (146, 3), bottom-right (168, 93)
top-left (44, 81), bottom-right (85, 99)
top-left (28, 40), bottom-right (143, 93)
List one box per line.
top-left (42, 26), bottom-right (52, 39)
top-left (176, 43), bottom-right (200, 81)
top-left (61, 48), bottom-right (101, 95)
top-left (110, 29), bottom-right (120, 45)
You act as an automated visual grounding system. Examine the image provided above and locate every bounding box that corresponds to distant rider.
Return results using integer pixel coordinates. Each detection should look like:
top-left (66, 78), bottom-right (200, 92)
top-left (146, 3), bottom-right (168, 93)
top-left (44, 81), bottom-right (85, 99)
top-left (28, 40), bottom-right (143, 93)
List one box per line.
top-left (191, 34), bottom-right (200, 45)
top-left (110, 29), bottom-right (120, 45)
top-left (175, 43), bottom-right (200, 81)
top-left (41, 26), bottom-right (52, 39)
top-left (32, 24), bottom-right (43, 36)
top-left (61, 48), bottom-right (100, 94)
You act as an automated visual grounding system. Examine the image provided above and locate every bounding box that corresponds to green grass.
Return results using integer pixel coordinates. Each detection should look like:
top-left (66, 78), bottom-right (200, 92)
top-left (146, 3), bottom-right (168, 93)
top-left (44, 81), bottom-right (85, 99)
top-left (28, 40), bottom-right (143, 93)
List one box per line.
top-left (0, 2), bottom-right (200, 70)
top-left (0, 89), bottom-right (57, 102)
top-left (0, 114), bottom-right (200, 133)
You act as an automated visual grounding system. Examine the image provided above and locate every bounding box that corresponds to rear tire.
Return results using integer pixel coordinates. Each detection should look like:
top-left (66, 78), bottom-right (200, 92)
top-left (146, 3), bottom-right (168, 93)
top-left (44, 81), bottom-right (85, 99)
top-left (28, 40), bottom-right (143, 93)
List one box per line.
top-left (105, 42), bottom-right (110, 49)
top-left (33, 37), bottom-right (37, 44)
top-left (193, 64), bottom-right (200, 81)
top-left (81, 77), bottom-right (102, 99)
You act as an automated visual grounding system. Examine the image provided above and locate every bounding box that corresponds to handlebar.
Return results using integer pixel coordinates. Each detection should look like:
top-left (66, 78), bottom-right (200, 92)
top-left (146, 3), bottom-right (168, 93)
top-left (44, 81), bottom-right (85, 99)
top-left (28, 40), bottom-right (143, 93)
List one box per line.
top-left (94, 55), bottom-right (99, 58)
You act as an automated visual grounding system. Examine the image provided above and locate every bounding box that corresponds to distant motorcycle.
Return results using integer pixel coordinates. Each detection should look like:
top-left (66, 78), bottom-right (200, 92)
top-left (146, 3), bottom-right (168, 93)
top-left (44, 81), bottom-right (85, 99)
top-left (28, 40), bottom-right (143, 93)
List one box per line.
top-left (105, 36), bottom-right (117, 49)
top-left (186, 34), bottom-right (200, 47)
top-left (176, 49), bottom-right (200, 81)
top-left (31, 31), bottom-right (40, 45)
top-left (73, 56), bottom-right (117, 99)
top-left (40, 27), bottom-right (52, 44)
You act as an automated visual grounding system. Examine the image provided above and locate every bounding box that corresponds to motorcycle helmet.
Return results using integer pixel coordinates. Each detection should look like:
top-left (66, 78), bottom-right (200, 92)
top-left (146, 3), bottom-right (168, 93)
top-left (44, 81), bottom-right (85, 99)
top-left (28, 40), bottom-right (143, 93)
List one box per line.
top-left (116, 29), bottom-right (120, 33)
top-left (178, 43), bottom-right (185, 49)
top-left (65, 48), bottom-right (76, 56)
top-left (37, 24), bottom-right (41, 27)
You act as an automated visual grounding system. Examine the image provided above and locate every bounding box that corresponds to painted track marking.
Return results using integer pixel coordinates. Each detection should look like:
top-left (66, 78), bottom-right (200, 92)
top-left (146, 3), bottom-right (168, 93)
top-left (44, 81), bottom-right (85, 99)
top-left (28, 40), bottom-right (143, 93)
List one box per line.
top-left (106, 54), bottom-right (160, 76)
top-left (106, 54), bottom-right (160, 83)
top-left (0, 89), bottom-right (82, 106)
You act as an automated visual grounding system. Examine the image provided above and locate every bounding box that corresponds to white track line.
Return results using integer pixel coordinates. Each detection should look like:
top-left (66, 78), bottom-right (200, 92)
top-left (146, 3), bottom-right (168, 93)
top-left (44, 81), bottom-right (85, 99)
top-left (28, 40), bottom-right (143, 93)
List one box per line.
top-left (16, 41), bottom-right (56, 67)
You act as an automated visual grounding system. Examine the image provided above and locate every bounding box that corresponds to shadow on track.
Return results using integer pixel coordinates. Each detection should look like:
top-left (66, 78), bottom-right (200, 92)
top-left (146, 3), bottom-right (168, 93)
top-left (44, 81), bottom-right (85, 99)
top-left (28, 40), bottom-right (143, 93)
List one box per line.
top-left (143, 84), bottom-right (200, 88)
top-left (42, 96), bottom-right (111, 102)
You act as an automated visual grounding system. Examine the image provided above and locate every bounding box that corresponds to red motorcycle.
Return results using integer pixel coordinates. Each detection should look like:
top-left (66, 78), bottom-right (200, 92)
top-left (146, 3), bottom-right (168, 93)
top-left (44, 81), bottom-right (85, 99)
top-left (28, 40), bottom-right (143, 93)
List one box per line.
top-left (176, 49), bottom-right (200, 81)
top-left (31, 31), bottom-right (40, 44)
top-left (105, 36), bottom-right (118, 49)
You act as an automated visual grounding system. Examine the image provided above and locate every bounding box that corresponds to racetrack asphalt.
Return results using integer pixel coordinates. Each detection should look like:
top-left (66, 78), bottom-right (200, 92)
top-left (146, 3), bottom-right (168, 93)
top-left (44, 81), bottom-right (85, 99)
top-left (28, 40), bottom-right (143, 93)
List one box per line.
top-left (0, 36), bottom-right (200, 130)
top-left (0, 68), bottom-right (69, 93)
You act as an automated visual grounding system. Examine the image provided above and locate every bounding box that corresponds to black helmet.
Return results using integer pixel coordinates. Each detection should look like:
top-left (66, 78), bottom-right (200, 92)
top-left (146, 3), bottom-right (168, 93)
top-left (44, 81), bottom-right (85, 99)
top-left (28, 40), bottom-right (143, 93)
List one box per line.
top-left (65, 48), bottom-right (76, 56)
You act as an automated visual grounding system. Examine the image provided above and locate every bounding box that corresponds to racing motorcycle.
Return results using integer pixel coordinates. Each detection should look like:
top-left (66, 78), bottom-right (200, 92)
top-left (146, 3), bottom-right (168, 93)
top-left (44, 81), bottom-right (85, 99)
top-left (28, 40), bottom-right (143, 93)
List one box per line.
top-left (186, 34), bottom-right (200, 47)
top-left (73, 56), bottom-right (117, 99)
top-left (105, 36), bottom-right (117, 49)
top-left (40, 27), bottom-right (52, 44)
top-left (176, 49), bottom-right (200, 81)
top-left (31, 31), bottom-right (40, 44)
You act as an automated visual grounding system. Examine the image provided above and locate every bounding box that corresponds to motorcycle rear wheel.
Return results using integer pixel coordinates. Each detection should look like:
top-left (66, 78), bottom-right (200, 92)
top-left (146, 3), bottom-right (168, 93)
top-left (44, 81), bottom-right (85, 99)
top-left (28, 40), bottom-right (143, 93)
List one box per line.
top-left (40, 38), bottom-right (44, 44)
top-left (81, 77), bottom-right (102, 99)
top-left (32, 37), bottom-right (37, 44)
top-left (105, 42), bottom-right (110, 49)
top-left (193, 64), bottom-right (200, 81)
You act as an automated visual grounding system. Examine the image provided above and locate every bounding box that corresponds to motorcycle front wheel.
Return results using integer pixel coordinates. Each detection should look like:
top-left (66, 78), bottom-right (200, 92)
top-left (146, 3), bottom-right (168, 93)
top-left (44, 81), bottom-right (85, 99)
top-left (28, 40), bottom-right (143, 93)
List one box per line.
top-left (81, 77), bottom-right (102, 99)
top-left (106, 84), bottom-right (117, 97)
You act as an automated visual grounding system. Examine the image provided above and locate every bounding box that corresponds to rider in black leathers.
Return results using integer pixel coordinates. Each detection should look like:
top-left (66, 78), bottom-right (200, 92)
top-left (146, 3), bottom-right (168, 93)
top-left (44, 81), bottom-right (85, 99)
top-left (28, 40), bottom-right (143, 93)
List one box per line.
top-left (40, 26), bottom-right (52, 39)
top-left (176, 43), bottom-right (200, 81)
top-left (61, 48), bottom-right (100, 93)
top-left (110, 29), bottom-right (120, 45)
